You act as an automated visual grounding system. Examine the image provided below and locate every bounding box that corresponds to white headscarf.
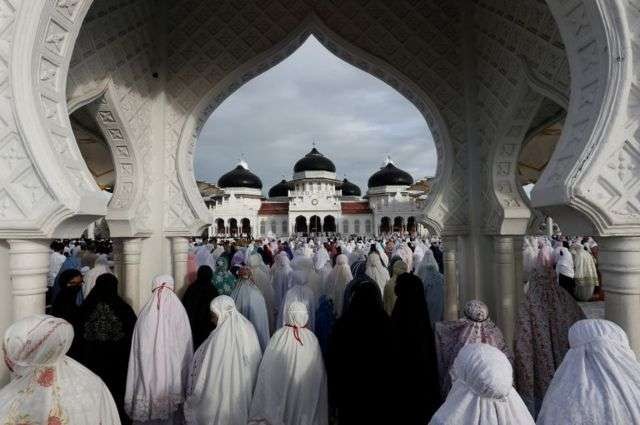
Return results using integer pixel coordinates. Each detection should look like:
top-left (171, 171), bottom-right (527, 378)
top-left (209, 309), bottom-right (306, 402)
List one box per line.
top-left (537, 319), bottom-right (640, 424)
top-left (249, 302), bottom-right (328, 425)
top-left (392, 243), bottom-right (413, 272)
top-left (125, 275), bottom-right (194, 422)
top-left (249, 254), bottom-right (276, 331)
top-left (365, 253), bottom-right (390, 296)
top-left (231, 271), bottom-right (271, 352)
top-left (185, 296), bottom-right (262, 425)
top-left (278, 270), bottom-right (317, 332)
top-left (429, 343), bottom-right (534, 425)
top-left (271, 251), bottom-right (293, 311)
top-left (195, 245), bottom-right (215, 269)
top-left (0, 315), bottom-right (120, 424)
top-left (82, 254), bottom-right (111, 298)
top-left (326, 254), bottom-right (353, 317)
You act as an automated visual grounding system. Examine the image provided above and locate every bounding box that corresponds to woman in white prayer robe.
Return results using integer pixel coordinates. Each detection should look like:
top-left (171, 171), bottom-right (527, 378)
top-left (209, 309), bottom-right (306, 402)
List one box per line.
top-left (278, 270), bottom-right (317, 333)
top-left (249, 302), bottom-right (328, 425)
top-left (0, 314), bottom-right (121, 425)
top-left (313, 246), bottom-right (333, 291)
top-left (271, 251), bottom-right (293, 312)
top-left (231, 266), bottom-right (271, 352)
top-left (125, 275), bottom-right (193, 425)
top-left (184, 296), bottom-right (262, 425)
top-left (537, 319), bottom-right (640, 424)
top-left (572, 244), bottom-right (599, 301)
top-left (365, 252), bottom-right (390, 297)
top-left (326, 254), bottom-right (353, 318)
top-left (248, 253), bottom-right (276, 331)
top-left (82, 253), bottom-right (111, 298)
top-left (290, 256), bottom-right (322, 302)
top-left (429, 343), bottom-right (534, 425)
top-left (415, 250), bottom-right (445, 326)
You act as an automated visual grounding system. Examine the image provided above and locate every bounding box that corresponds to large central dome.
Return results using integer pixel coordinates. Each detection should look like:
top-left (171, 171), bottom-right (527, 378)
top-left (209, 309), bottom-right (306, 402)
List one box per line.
top-left (293, 147), bottom-right (336, 173)
top-left (368, 161), bottom-right (414, 188)
top-left (218, 161), bottom-right (263, 189)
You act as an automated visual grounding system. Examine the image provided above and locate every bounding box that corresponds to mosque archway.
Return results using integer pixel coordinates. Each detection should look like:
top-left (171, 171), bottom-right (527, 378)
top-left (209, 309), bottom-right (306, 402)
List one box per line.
top-left (241, 218), bottom-right (251, 237)
top-left (380, 217), bottom-right (391, 234)
top-left (215, 218), bottom-right (225, 235)
top-left (309, 216), bottom-right (322, 234)
top-left (229, 218), bottom-right (238, 236)
top-left (393, 217), bottom-right (404, 233)
top-left (323, 216), bottom-right (336, 234)
top-left (295, 216), bottom-right (308, 234)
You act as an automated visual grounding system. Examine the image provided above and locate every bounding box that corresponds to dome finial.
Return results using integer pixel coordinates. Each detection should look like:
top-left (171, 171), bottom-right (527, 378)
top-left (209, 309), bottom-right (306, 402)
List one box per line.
top-left (382, 155), bottom-right (394, 167)
top-left (237, 153), bottom-right (249, 170)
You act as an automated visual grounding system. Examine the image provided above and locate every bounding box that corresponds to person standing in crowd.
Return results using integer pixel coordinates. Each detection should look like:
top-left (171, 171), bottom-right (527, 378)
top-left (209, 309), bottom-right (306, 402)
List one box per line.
top-left (212, 257), bottom-right (236, 295)
top-left (573, 243), bottom-right (599, 301)
top-left (554, 240), bottom-right (575, 295)
top-left (328, 279), bottom-right (392, 425)
top-left (390, 273), bottom-right (441, 423)
top-left (383, 259), bottom-right (408, 315)
top-left (182, 265), bottom-right (219, 350)
top-left (434, 300), bottom-right (511, 395)
top-left (271, 251), bottom-right (293, 311)
top-left (48, 241), bottom-right (67, 296)
top-left (364, 251), bottom-right (390, 296)
top-left (0, 315), bottom-right (121, 424)
top-left (50, 268), bottom-right (85, 360)
top-left (429, 344), bottom-right (534, 425)
top-left (538, 319), bottom-right (640, 424)
top-left (184, 296), bottom-right (262, 425)
top-left (415, 250), bottom-right (444, 326)
top-left (82, 254), bottom-right (111, 299)
top-left (248, 253), bottom-right (276, 331)
top-left (231, 266), bottom-right (271, 352)
top-left (249, 302), bottom-right (328, 425)
top-left (125, 275), bottom-right (193, 424)
top-left (430, 241), bottom-right (444, 274)
top-left (326, 253), bottom-right (353, 318)
top-left (514, 244), bottom-right (585, 417)
top-left (79, 273), bottom-right (137, 424)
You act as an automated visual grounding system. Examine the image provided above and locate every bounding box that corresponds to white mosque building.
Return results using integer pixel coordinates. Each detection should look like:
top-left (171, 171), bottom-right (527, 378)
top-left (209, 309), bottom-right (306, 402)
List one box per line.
top-left (202, 147), bottom-right (431, 238)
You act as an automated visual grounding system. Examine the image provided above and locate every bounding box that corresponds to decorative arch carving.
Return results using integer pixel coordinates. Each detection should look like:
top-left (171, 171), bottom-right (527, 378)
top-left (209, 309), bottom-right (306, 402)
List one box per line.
top-left (172, 15), bottom-right (455, 236)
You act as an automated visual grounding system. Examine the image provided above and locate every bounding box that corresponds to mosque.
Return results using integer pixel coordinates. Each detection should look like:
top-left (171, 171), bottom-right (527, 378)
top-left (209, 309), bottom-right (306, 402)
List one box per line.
top-left (201, 147), bottom-right (431, 238)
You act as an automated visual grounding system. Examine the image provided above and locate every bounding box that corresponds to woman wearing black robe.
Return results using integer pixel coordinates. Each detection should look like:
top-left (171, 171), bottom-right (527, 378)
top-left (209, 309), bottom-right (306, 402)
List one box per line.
top-left (391, 272), bottom-right (441, 424)
top-left (182, 265), bottom-right (219, 349)
top-left (50, 268), bottom-right (84, 360)
top-left (328, 278), bottom-right (393, 425)
top-left (79, 273), bottom-right (136, 425)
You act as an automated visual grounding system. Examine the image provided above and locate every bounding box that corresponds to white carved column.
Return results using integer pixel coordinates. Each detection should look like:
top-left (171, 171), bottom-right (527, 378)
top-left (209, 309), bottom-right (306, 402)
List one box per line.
top-left (513, 236), bottom-right (524, 310)
top-left (494, 236), bottom-right (517, 347)
top-left (111, 238), bottom-right (123, 291)
top-left (443, 236), bottom-right (459, 320)
top-left (8, 240), bottom-right (50, 320)
top-left (601, 237), bottom-right (640, 355)
top-left (87, 222), bottom-right (96, 240)
top-left (122, 238), bottom-right (142, 310)
top-left (546, 216), bottom-right (554, 238)
top-left (172, 236), bottom-right (189, 296)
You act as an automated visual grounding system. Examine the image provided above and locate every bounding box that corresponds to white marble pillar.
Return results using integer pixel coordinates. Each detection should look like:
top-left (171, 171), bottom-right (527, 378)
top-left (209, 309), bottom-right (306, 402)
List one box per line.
top-left (601, 237), bottom-right (640, 355)
top-left (172, 236), bottom-right (189, 296)
top-left (122, 238), bottom-right (142, 311)
top-left (87, 222), bottom-right (96, 240)
top-left (546, 216), bottom-right (554, 238)
top-left (443, 236), bottom-right (459, 320)
top-left (8, 239), bottom-right (50, 320)
top-left (494, 236), bottom-right (517, 347)
top-left (111, 238), bottom-right (124, 291)
top-left (513, 236), bottom-right (524, 310)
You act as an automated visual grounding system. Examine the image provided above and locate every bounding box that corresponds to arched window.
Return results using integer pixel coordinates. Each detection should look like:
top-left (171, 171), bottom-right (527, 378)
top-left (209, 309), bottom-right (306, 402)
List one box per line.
top-left (354, 219), bottom-right (360, 234)
top-left (282, 221), bottom-right (288, 235)
top-left (260, 220), bottom-right (266, 235)
top-left (270, 220), bottom-right (277, 234)
top-left (365, 219), bottom-right (372, 234)
top-left (343, 219), bottom-right (349, 234)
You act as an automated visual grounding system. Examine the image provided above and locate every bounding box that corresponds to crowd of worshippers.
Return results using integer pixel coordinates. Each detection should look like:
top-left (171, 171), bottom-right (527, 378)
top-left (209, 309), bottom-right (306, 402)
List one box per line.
top-left (1, 235), bottom-right (640, 424)
top-left (523, 235), bottom-right (602, 302)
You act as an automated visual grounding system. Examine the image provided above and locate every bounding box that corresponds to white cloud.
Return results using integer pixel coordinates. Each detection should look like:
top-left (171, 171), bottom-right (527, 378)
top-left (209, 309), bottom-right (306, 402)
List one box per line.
top-left (195, 35), bottom-right (437, 193)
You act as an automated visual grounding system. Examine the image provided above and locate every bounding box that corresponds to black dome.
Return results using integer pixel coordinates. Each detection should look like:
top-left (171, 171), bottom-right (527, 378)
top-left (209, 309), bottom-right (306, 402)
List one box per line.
top-left (368, 163), bottom-right (414, 188)
top-left (294, 148), bottom-right (336, 173)
top-left (218, 164), bottom-right (262, 189)
top-left (339, 178), bottom-right (361, 197)
top-left (268, 179), bottom-right (290, 198)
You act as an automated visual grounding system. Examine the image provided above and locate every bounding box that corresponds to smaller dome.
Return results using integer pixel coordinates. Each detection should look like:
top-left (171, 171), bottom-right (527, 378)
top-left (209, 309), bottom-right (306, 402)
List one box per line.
top-left (218, 161), bottom-right (262, 189)
top-left (294, 147), bottom-right (336, 173)
top-left (339, 178), bottom-right (361, 197)
top-left (367, 159), bottom-right (414, 188)
top-left (268, 179), bottom-right (290, 198)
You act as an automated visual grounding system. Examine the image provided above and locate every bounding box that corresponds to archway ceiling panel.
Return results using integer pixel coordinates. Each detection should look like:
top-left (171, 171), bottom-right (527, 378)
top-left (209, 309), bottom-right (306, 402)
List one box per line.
top-left (163, 0), bottom-right (469, 234)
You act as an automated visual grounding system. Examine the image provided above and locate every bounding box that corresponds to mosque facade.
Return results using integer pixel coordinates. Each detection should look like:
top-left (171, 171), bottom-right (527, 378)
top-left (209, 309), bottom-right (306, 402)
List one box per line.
top-left (201, 148), bottom-right (430, 238)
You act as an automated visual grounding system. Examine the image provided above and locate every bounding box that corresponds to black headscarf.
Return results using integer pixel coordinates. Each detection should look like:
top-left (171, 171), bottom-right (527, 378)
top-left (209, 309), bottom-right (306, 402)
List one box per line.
top-left (328, 279), bottom-right (392, 425)
top-left (430, 244), bottom-right (444, 274)
top-left (182, 265), bottom-right (219, 350)
top-left (50, 268), bottom-right (84, 360)
top-left (79, 273), bottom-right (136, 425)
top-left (391, 272), bottom-right (441, 423)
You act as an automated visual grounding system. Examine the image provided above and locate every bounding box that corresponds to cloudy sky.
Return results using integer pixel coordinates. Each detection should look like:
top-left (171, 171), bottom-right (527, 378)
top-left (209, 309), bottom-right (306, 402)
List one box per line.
top-left (195, 35), bottom-right (437, 193)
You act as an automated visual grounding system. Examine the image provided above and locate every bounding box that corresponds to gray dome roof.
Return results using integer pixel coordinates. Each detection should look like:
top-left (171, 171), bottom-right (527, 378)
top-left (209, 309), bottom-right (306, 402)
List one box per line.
top-left (368, 162), bottom-right (414, 188)
top-left (218, 162), bottom-right (262, 189)
top-left (293, 148), bottom-right (336, 173)
top-left (339, 178), bottom-right (361, 197)
top-left (268, 179), bottom-right (290, 198)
